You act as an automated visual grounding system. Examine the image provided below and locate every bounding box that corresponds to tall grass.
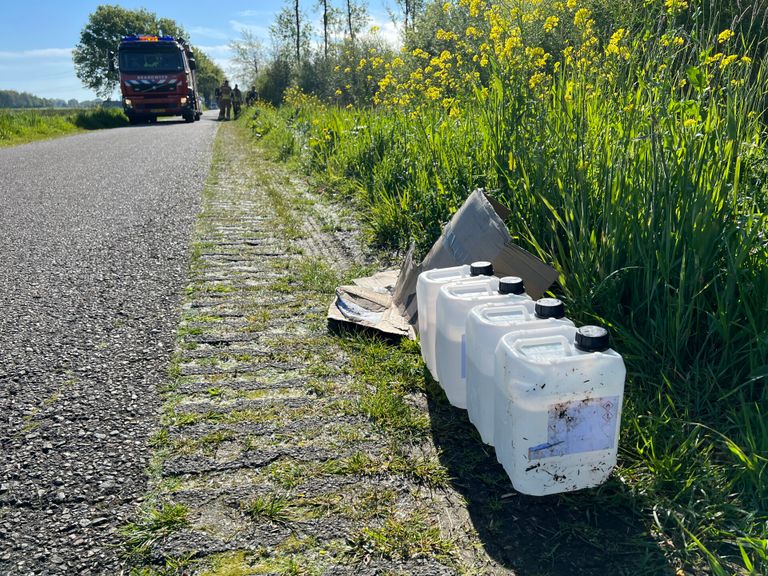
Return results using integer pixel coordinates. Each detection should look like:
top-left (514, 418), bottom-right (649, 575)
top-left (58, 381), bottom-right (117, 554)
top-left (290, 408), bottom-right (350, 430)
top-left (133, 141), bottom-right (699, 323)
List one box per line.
top-left (245, 1), bottom-right (768, 571)
top-left (0, 108), bottom-right (128, 146)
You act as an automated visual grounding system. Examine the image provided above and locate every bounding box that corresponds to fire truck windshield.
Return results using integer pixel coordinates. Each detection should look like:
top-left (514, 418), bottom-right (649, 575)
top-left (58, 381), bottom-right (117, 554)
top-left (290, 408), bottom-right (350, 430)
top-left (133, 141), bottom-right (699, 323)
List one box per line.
top-left (118, 49), bottom-right (184, 73)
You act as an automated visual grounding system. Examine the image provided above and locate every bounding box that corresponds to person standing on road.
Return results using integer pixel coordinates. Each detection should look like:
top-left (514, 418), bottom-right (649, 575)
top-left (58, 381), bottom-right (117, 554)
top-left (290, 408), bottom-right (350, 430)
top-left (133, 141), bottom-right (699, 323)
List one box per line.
top-left (232, 84), bottom-right (242, 119)
top-left (218, 80), bottom-right (232, 120)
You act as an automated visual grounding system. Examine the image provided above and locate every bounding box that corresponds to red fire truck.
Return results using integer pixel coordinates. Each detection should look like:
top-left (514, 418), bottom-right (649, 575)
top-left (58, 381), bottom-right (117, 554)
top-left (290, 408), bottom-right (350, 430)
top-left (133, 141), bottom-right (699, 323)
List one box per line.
top-left (116, 35), bottom-right (203, 124)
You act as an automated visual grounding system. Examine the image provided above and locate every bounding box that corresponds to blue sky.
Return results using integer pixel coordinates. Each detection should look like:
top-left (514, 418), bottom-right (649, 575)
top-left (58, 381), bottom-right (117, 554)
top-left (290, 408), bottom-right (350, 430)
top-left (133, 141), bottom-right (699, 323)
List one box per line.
top-left (0, 1), bottom-right (400, 101)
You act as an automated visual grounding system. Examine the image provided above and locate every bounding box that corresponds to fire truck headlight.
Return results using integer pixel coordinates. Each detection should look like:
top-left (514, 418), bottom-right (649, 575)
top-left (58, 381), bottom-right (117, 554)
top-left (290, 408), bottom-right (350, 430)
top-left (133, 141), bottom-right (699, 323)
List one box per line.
top-left (124, 98), bottom-right (132, 107)
top-left (180, 96), bottom-right (188, 105)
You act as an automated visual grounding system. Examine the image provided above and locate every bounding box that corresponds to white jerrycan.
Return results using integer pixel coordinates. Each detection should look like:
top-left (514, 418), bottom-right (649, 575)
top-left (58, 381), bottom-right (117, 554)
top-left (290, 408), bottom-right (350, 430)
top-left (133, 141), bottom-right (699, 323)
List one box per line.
top-left (416, 261), bottom-right (493, 381)
top-left (494, 325), bottom-right (626, 496)
top-left (465, 298), bottom-right (574, 446)
top-left (434, 276), bottom-right (531, 408)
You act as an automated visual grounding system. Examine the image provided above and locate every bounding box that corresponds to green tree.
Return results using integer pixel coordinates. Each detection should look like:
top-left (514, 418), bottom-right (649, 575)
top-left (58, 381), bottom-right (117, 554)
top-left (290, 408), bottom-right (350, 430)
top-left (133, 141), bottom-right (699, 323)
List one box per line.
top-left (344, 0), bottom-right (369, 42)
top-left (229, 30), bottom-right (264, 88)
top-left (394, 0), bottom-right (425, 32)
top-left (73, 5), bottom-right (187, 98)
top-left (315, 0), bottom-right (342, 58)
top-left (192, 49), bottom-right (225, 107)
top-left (270, 0), bottom-right (313, 66)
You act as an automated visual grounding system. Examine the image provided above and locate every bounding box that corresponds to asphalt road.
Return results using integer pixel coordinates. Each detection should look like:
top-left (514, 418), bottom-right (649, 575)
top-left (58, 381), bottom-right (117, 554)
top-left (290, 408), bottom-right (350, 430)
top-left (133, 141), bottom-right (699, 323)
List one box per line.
top-left (0, 112), bottom-right (219, 575)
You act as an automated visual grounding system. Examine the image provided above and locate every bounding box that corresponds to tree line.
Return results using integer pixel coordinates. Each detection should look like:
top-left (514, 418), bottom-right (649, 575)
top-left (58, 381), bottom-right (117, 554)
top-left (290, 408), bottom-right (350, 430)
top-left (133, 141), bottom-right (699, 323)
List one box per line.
top-left (227, 0), bottom-right (429, 105)
top-left (0, 90), bottom-right (105, 109)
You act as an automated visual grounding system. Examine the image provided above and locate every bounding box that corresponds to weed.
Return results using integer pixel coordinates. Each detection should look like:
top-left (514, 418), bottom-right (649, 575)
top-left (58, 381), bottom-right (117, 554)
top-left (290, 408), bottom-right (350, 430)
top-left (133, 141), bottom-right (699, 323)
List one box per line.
top-left (121, 502), bottom-right (190, 559)
top-left (346, 513), bottom-right (456, 563)
top-left (242, 494), bottom-right (293, 524)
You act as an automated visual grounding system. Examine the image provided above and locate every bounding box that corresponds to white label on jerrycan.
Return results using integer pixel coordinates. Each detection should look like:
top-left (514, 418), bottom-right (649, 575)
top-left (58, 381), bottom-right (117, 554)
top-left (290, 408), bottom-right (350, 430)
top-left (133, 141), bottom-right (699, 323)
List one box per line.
top-left (465, 302), bottom-right (573, 446)
top-left (416, 264), bottom-right (474, 380)
top-left (528, 396), bottom-right (620, 459)
top-left (494, 326), bottom-right (626, 496)
top-left (435, 277), bottom-right (531, 409)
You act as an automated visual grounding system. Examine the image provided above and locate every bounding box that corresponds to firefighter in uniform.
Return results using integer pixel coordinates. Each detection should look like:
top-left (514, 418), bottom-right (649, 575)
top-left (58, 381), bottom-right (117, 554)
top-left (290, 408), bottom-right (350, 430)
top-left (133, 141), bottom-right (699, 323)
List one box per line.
top-left (218, 80), bottom-right (232, 120)
top-left (232, 84), bottom-right (243, 119)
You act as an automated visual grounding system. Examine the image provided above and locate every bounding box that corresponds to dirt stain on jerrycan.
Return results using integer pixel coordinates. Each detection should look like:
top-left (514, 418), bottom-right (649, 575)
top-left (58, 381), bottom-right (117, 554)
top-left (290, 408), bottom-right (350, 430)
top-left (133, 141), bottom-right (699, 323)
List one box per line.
top-left (494, 325), bottom-right (626, 496)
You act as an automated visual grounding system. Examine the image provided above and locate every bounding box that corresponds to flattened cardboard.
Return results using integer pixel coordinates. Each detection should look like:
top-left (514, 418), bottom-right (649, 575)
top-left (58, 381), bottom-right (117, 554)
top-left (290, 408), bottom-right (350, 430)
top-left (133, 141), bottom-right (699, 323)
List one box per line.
top-left (328, 189), bottom-right (559, 338)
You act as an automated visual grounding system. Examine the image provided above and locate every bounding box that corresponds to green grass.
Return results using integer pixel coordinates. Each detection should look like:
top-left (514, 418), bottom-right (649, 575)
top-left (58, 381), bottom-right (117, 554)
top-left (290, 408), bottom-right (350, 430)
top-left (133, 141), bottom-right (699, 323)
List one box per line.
top-left (121, 502), bottom-right (190, 560)
top-left (0, 107), bottom-right (129, 146)
top-left (346, 513), bottom-right (456, 564)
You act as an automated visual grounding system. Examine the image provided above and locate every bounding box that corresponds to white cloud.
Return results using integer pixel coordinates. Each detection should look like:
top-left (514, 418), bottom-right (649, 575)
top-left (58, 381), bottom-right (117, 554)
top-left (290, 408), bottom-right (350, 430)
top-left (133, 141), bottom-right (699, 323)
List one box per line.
top-left (368, 12), bottom-right (401, 48)
top-left (229, 19), bottom-right (270, 39)
top-left (188, 26), bottom-right (230, 41)
top-left (196, 44), bottom-right (233, 57)
top-left (0, 48), bottom-right (73, 60)
top-left (237, 10), bottom-right (271, 18)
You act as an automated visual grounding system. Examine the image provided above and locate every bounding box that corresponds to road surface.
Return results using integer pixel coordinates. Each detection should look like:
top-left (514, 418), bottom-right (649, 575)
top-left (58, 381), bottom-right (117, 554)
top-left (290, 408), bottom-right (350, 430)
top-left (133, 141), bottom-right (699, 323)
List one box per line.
top-left (0, 112), bottom-right (219, 575)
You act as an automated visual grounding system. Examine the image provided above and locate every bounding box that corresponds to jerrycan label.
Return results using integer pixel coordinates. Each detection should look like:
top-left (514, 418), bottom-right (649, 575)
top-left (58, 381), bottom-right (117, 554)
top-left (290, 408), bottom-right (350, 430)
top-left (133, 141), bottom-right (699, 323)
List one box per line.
top-left (528, 396), bottom-right (619, 460)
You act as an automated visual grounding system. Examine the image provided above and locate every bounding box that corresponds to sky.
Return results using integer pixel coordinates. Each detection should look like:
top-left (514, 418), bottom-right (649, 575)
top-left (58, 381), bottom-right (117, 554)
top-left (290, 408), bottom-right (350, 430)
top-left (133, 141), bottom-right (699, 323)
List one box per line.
top-left (0, 0), bottom-right (401, 101)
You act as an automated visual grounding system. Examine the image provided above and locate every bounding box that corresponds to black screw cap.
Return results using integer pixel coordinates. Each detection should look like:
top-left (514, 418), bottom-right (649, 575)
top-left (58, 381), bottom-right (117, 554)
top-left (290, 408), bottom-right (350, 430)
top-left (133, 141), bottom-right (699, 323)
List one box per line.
top-left (499, 276), bottom-right (525, 295)
top-left (470, 261), bottom-right (494, 276)
top-left (575, 325), bottom-right (610, 352)
top-left (534, 298), bottom-right (565, 319)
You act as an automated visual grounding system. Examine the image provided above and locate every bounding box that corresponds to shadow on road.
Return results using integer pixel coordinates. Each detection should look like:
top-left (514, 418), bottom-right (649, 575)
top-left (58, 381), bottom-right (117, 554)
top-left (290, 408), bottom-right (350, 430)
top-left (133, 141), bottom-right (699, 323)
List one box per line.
top-left (425, 374), bottom-right (674, 576)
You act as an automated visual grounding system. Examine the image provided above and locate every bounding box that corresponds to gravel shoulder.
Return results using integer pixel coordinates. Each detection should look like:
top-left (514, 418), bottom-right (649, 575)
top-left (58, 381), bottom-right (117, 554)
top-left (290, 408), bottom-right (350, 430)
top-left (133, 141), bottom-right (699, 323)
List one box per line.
top-left (125, 121), bottom-right (483, 575)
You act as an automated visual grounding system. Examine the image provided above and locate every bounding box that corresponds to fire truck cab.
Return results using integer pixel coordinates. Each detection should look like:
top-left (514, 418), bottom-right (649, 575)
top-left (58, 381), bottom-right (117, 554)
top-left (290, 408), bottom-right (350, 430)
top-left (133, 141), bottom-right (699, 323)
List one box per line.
top-left (117, 35), bottom-right (202, 124)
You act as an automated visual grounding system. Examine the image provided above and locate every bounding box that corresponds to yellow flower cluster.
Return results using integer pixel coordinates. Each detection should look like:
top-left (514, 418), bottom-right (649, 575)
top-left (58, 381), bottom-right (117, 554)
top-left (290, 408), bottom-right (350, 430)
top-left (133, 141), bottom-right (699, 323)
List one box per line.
top-left (329, 0), bottom-right (754, 121)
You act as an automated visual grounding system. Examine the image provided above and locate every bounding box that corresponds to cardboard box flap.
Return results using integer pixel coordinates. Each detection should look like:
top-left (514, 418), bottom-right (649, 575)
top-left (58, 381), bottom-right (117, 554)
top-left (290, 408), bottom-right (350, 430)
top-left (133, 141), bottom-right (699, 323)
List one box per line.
top-left (328, 189), bottom-right (558, 339)
top-left (493, 243), bottom-right (560, 300)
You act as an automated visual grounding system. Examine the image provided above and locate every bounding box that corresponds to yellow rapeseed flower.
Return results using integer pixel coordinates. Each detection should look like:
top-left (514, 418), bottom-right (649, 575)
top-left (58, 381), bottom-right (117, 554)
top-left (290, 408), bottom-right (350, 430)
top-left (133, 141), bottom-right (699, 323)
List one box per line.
top-left (574, 8), bottom-right (591, 28)
top-left (718, 29), bottom-right (734, 43)
top-left (741, 56), bottom-right (753, 65)
top-left (719, 54), bottom-right (738, 69)
top-left (426, 86), bottom-right (441, 100)
top-left (468, 0), bottom-right (483, 17)
top-left (544, 16), bottom-right (560, 33)
top-left (566, 0), bottom-right (577, 9)
top-left (436, 28), bottom-right (458, 41)
top-left (705, 52), bottom-right (723, 65)
top-left (465, 26), bottom-right (484, 39)
top-left (529, 71), bottom-right (546, 89)
top-left (664, 0), bottom-right (688, 15)
top-left (684, 118), bottom-right (696, 128)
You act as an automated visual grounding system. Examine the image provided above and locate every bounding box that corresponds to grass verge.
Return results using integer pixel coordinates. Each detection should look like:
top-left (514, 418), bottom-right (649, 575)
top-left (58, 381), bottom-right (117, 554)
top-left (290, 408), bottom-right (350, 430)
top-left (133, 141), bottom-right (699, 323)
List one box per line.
top-left (0, 107), bottom-right (129, 147)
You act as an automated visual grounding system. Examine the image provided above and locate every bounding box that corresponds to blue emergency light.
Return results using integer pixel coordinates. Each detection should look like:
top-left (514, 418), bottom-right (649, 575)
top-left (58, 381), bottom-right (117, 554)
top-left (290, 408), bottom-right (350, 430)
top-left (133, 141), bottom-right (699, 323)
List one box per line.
top-left (120, 35), bottom-right (177, 43)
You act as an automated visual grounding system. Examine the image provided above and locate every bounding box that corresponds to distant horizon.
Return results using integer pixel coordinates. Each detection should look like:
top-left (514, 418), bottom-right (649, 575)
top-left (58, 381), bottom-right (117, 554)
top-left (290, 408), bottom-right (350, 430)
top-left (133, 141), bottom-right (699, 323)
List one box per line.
top-left (0, 87), bottom-right (110, 105)
top-left (0, 1), bottom-right (401, 101)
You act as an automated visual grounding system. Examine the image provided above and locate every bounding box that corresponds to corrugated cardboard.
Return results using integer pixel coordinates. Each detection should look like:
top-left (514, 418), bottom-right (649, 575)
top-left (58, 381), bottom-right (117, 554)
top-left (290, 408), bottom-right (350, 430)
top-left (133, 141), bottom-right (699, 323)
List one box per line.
top-left (328, 189), bottom-right (559, 338)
